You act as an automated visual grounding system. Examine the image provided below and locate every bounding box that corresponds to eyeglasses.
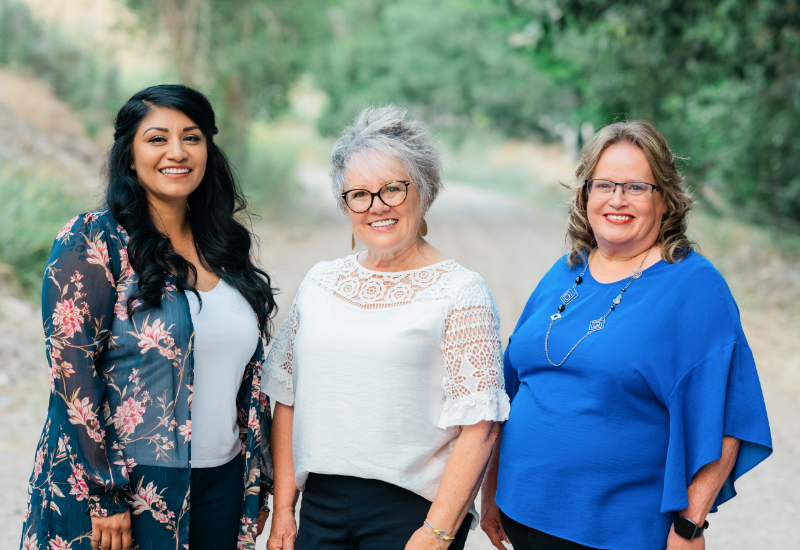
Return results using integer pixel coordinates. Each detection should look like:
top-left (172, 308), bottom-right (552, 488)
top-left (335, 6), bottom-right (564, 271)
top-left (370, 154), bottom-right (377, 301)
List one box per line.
top-left (341, 181), bottom-right (412, 213)
top-left (585, 179), bottom-right (662, 199)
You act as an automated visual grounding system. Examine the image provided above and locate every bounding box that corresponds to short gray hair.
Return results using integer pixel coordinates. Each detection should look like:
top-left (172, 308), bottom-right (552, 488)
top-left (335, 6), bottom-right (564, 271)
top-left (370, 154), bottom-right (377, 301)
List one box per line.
top-left (330, 105), bottom-right (443, 214)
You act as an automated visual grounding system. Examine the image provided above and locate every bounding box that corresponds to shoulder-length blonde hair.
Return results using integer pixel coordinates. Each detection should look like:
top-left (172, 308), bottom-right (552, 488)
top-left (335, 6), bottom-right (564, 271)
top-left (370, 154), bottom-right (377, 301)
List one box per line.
top-left (564, 120), bottom-right (695, 267)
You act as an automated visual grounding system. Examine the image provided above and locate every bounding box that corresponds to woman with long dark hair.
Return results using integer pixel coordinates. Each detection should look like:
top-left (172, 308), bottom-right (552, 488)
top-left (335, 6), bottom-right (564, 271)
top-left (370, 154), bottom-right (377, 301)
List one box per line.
top-left (20, 85), bottom-right (276, 550)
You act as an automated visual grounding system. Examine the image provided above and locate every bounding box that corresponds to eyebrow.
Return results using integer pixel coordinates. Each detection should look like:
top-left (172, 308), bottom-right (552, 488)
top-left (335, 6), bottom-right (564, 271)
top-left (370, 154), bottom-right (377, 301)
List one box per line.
top-left (143, 126), bottom-right (201, 135)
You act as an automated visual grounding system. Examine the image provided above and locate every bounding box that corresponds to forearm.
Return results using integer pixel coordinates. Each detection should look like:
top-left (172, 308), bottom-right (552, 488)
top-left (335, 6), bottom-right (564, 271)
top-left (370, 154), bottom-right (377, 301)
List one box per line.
top-left (270, 402), bottom-right (299, 513)
top-left (427, 421), bottom-right (500, 535)
top-left (480, 428), bottom-right (502, 508)
top-left (680, 435), bottom-right (741, 524)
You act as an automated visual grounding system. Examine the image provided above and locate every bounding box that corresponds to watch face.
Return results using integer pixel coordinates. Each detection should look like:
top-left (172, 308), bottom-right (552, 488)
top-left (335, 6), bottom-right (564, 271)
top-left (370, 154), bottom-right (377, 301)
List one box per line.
top-left (674, 517), bottom-right (697, 539)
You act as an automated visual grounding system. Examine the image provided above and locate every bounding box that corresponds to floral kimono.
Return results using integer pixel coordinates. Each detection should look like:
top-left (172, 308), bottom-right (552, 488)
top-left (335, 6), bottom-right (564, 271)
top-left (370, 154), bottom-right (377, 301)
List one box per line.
top-left (20, 211), bottom-right (273, 550)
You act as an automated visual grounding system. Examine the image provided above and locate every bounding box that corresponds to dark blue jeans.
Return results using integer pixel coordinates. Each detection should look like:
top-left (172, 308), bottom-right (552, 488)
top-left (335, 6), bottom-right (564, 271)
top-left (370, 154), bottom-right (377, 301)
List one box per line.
top-left (189, 456), bottom-right (244, 550)
top-left (500, 509), bottom-right (599, 550)
top-left (296, 473), bottom-right (472, 550)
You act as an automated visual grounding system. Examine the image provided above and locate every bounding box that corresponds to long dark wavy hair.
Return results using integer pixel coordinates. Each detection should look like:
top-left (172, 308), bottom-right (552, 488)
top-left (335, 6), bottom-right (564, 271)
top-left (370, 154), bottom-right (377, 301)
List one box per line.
top-left (106, 84), bottom-right (277, 340)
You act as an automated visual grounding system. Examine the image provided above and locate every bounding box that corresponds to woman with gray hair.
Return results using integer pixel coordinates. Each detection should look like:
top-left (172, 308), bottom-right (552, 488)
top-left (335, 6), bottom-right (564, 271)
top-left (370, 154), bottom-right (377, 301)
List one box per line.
top-left (264, 105), bottom-right (509, 550)
top-left (480, 120), bottom-right (772, 550)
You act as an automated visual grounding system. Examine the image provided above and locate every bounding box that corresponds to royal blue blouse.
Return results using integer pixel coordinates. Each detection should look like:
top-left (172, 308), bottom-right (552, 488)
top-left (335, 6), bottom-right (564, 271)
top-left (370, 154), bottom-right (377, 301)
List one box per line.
top-left (20, 212), bottom-right (273, 550)
top-left (496, 250), bottom-right (772, 550)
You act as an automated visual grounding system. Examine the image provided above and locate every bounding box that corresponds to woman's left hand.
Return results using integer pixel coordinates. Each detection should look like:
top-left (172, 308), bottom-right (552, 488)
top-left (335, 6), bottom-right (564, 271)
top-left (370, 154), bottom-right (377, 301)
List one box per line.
top-left (257, 509), bottom-right (270, 537)
top-left (666, 525), bottom-right (704, 550)
top-left (404, 526), bottom-right (452, 550)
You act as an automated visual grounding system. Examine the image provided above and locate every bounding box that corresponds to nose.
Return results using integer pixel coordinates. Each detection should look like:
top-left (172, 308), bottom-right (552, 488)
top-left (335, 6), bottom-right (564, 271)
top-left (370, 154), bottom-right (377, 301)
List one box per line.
top-left (167, 137), bottom-right (188, 161)
top-left (369, 193), bottom-right (391, 214)
top-left (608, 185), bottom-right (628, 208)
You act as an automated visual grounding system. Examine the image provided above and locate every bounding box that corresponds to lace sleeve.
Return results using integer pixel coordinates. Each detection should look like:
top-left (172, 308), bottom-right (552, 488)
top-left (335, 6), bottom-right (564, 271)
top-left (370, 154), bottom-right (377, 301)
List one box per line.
top-left (263, 296), bottom-right (299, 406)
top-left (438, 275), bottom-right (510, 428)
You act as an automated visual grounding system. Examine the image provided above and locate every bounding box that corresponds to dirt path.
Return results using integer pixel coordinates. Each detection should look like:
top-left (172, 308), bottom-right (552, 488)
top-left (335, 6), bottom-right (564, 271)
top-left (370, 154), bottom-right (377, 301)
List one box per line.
top-left (2, 165), bottom-right (798, 549)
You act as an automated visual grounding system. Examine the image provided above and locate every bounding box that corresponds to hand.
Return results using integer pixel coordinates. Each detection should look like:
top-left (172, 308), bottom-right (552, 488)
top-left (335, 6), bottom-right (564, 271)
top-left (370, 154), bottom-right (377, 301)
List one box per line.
top-left (480, 500), bottom-right (509, 550)
top-left (90, 510), bottom-right (132, 550)
top-left (267, 508), bottom-right (297, 550)
top-left (404, 526), bottom-right (451, 550)
top-left (666, 524), bottom-right (705, 550)
top-left (257, 509), bottom-right (270, 537)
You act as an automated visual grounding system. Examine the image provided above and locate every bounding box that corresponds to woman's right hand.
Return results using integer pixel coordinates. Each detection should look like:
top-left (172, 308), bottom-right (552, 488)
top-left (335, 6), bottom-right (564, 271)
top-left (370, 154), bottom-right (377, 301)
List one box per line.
top-left (480, 497), bottom-right (509, 550)
top-left (267, 508), bottom-right (297, 550)
top-left (90, 510), bottom-right (132, 550)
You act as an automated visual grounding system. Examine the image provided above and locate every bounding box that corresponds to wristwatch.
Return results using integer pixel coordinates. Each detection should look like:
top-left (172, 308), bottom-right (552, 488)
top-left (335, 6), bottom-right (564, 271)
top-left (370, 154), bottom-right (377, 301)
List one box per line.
top-left (673, 515), bottom-right (709, 540)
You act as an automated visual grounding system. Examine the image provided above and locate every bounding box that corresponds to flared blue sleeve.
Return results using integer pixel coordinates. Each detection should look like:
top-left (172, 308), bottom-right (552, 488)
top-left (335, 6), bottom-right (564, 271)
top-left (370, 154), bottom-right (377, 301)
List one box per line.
top-left (661, 340), bottom-right (772, 513)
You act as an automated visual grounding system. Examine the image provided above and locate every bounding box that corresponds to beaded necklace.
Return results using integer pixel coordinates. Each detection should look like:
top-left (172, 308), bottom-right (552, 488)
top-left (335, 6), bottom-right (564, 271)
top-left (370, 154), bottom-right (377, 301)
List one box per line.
top-left (544, 246), bottom-right (654, 367)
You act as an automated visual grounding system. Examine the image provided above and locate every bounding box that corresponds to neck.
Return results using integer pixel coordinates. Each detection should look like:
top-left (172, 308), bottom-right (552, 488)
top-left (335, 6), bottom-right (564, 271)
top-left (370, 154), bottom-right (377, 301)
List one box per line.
top-left (361, 236), bottom-right (444, 272)
top-left (589, 241), bottom-right (660, 284)
top-left (594, 242), bottom-right (656, 265)
top-left (148, 196), bottom-right (190, 240)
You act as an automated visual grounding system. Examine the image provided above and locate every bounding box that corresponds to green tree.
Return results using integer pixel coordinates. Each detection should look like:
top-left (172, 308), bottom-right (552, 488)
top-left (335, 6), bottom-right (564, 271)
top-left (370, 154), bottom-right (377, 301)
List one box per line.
top-left (314, 0), bottom-right (561, 138)
top-left (0, 0), bottom-right (122, 133)
top-left (124, 0), bottom-right (328, 160)
top-left (507, 0), bottom-right (800, 221)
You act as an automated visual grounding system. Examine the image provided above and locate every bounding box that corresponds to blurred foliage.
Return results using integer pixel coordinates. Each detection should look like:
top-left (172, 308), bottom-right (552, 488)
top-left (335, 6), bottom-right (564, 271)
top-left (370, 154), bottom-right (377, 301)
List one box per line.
top-left (512, 0), bottom-right (800, 223)
top-left (0, 165), bottom-right (88, 297)
top-left (314, 0), bottom-right (562, 139)
top-left (0, 0), bottom-right (122, 136)
top-left (124, 0), bottom-right (329, 162)
top-left (239, 123), bottom-right (301, 215)
top-left (313, 0), bottom-right (800, 224)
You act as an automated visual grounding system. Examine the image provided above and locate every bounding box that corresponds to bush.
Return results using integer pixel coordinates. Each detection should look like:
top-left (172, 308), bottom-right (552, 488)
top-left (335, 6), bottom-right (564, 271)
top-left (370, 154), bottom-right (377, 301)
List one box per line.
top-left (0, 0), bottom-right (122, 134)
top-left (237, 122), bottom-right (304, 220)
top-left (0, 165), bottom-right (88, 297)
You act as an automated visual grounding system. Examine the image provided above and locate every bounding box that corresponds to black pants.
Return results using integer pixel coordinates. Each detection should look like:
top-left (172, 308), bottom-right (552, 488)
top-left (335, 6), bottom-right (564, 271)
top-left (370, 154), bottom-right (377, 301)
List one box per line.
top-left (296, 473), bottom-right (472, 550)
top-left (500, 509), bottom-right (599, 550)
top-left (189, 456), bottom-right (244, 550)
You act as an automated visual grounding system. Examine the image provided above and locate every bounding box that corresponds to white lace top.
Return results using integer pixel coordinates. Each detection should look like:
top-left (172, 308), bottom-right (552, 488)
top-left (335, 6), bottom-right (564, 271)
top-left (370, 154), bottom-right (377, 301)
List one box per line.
top-left (263, 254), bottom-right (509, 511)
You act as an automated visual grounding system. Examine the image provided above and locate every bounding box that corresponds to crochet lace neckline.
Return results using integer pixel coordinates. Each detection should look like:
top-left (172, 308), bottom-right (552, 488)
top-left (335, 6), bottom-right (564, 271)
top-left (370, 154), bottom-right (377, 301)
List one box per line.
top-left (352, 253), bottom-right (456, 275)
top-left (310, 254), bottom-right (465, 310)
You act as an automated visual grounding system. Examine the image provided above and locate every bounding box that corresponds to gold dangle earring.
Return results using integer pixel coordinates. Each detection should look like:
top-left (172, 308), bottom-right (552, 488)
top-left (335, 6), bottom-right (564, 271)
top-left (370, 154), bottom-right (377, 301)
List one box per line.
top-left (351, 231), bottom-right (356, 250)
top-left (419, 218), bottom-right (428, 237)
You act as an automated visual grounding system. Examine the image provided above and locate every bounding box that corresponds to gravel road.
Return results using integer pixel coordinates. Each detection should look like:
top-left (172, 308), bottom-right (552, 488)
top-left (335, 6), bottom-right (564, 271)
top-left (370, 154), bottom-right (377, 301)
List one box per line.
top-left (2, 165), bottom-right (798, 549)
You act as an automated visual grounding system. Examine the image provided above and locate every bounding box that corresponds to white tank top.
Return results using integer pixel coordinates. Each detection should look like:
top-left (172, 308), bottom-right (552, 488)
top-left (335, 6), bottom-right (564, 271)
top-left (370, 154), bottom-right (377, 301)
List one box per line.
top-left (185, 279), bottom-right (260, 468)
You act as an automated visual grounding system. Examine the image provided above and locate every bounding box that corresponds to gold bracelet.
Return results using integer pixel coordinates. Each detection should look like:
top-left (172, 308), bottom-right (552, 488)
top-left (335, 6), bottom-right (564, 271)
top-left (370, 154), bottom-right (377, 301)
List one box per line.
top-left (424, 519), bottom-right (452, 541)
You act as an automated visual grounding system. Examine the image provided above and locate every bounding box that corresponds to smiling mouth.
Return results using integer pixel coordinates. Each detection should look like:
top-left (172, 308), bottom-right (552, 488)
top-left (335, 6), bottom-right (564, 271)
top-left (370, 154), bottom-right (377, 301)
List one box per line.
top-left (159, 167), bottom-right (191, 175)
top-left (369, 219), bottom-right (398, 227)
top-left (605, 214), bottom-right (634, 221)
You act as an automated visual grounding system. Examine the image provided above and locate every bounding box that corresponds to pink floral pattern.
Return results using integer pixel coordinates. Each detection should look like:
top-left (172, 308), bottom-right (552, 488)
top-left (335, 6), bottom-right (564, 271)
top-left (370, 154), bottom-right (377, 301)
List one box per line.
top-left (113, 398), bottom-right (147, 435)
top-left (178, 420), bottom-right (191, 443)
top-left (56, 216), bottom-right (79, 243)
top-left (22, 211), bottom-right (273, 550)
top-left (67, 464), bottom-right (89, 501)
top-left (48, 536), bottom-right (72, 550)
top-left (52, 299), bottom-right (83, 338)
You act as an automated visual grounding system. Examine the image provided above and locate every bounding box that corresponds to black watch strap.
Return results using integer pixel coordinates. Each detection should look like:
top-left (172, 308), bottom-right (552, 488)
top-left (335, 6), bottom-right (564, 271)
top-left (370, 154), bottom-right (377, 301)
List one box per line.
top-left (674, 515), bottom-right (709, 540)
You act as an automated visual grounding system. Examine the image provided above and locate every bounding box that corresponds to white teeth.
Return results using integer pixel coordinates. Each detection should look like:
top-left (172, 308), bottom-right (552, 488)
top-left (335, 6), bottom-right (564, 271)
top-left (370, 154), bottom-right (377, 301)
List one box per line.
top-left (160, 168), bottom-right (190, 174)
top-left (607, 215), bottom-right (632, 221)
top-left (369, 219), bottom-right (398, 227)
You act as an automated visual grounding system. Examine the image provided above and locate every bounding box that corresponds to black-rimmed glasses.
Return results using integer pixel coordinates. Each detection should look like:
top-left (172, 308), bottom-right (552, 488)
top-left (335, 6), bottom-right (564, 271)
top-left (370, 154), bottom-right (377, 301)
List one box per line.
top-left (341, 181), bottom-right (412, 213)
top-left (585, 179), bottom-right (662, 199)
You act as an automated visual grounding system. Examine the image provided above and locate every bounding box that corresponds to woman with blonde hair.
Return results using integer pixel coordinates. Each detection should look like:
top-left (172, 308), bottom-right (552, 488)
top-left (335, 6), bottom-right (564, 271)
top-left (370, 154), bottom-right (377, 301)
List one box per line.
top-left (480, 120), bottom-right (772, 550)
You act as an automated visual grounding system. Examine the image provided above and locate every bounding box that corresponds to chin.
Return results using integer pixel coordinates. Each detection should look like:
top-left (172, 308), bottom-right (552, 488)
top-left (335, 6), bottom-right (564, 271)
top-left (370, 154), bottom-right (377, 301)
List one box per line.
top-left (155, 185), bottom-right (200, 200)
top-left (363, 234), bottom-right (406, 251)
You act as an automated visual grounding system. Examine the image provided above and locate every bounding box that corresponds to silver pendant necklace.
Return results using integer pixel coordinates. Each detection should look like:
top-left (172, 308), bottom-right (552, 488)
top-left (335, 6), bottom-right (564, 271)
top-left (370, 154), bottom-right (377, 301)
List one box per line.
top-left (545, 246), bottom-right (654, 367)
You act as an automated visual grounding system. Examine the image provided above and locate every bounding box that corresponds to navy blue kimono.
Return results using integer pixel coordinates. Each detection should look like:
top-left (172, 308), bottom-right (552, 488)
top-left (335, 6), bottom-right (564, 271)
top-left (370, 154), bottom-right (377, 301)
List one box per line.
top-left (20, 211), bottom-right (273, 550)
